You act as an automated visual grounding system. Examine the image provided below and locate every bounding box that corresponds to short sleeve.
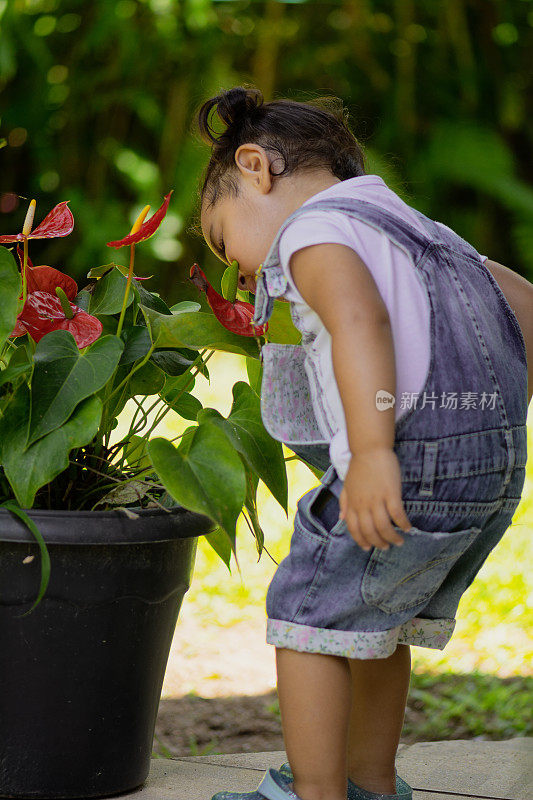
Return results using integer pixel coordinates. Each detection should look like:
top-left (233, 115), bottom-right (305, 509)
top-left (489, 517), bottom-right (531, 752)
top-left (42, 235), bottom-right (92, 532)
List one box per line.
top-left (278, 211), bottom-right (358, 303)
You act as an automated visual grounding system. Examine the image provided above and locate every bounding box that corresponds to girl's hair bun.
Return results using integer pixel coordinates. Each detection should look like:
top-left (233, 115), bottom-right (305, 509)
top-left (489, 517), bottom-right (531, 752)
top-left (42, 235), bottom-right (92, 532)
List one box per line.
top-left (197, 86), bottom-right (264, 146)
top-left (194, 83), bottom-right (367, 214)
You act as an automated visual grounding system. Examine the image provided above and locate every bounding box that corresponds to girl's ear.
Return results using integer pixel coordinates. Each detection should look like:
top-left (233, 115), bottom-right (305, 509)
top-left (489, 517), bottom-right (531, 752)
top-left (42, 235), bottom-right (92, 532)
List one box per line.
top-left (234, 144), bottom-right (273, 193)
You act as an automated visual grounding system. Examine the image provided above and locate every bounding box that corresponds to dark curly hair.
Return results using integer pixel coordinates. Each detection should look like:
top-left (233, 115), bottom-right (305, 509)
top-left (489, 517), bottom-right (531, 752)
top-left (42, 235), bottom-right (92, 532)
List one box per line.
top-left (190, 85), bottom-right (367, 233)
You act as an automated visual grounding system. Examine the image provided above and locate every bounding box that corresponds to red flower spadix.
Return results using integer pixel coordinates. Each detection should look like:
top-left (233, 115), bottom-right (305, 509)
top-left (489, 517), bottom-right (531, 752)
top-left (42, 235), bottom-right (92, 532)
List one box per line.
top-left (0, 201), bottom-right (74, 243)
top-left (107, 191), bottom-right (173, 248)
top-left (189, 263), bottom-right (267, 338)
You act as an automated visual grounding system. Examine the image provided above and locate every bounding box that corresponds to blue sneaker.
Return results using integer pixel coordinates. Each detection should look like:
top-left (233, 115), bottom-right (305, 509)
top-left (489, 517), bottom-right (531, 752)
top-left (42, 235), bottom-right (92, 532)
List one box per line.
top-left (211, 768), bottom-right (293, 800)
top-left (278, 763), bottom-right (412, 800)
top-left (211, 766), bottom-right (412, 800)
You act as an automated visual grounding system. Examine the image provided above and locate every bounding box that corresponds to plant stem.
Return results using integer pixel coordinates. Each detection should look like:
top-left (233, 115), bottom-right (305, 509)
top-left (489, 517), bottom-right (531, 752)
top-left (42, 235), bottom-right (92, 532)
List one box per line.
top-left (113, 395), bottom-right (168, 471)
top-left (116, 244), bottom-right (135, 338)
top-left (22, 237), bottom-right (28, 304)
top-left (140, 348), bottom-right (216, 437)
top-left (240, 507), bottom-right (279, 567)
top-left (106, 343), bottom-right (156, 406)
top-left (120, 347), bottom-right (213, 447)
top-left (97, 342), bottom-right (156, 446)
top-left (0, 337), bottom-right (17, 366)
top-left (108, 396), bottom-right (152, 457)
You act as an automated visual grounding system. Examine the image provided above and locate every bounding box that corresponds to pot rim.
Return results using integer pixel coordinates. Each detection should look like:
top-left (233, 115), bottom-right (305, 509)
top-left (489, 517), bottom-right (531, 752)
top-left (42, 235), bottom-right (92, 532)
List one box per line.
top-left (0, 505), bottom-right (216, 545)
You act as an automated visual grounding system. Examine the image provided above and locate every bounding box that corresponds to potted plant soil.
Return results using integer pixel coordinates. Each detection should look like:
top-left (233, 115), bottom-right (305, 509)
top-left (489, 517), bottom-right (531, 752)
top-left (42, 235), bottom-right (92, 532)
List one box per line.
top-left (0, 194), bottom-right (300, 799)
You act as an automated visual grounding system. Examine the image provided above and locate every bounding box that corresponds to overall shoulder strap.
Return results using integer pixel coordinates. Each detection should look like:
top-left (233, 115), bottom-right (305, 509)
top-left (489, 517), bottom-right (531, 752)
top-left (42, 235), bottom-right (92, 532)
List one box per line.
top-left (252, 195), bottom-right (433, 326)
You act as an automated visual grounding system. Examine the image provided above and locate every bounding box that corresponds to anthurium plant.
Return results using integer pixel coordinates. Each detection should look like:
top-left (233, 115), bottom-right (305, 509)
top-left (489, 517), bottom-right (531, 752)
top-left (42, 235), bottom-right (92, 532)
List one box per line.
top-left (0, 193), bottom-right (309, 613)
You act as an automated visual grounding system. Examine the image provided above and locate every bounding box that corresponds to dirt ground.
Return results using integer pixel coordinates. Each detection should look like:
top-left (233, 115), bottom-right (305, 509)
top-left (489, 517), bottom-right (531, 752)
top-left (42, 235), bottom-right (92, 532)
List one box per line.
top-left (154, 608), bottom-right (285, 757)
top-left (153, 685), bottom-right (468, 758)
top-left (155, 690), bottom-right (285, 757)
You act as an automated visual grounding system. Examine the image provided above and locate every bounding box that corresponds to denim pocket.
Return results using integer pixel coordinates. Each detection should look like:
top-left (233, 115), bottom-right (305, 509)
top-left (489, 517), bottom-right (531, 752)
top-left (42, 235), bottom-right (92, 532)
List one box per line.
top-left (297, 485), bottom-right (346, 541)
top-left (360, 524), bottom-right (481, 614)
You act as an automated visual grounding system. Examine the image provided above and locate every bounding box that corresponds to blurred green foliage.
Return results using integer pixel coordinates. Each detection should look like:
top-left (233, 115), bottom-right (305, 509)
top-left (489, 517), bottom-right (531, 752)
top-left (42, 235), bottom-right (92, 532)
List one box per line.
top-left (1, 0), bottom-right (532, 303)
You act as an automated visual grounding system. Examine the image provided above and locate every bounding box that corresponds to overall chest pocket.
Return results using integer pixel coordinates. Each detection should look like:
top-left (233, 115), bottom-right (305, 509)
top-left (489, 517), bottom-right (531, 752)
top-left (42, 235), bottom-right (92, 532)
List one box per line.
top-left (360, 524), bottom-right (481, 614)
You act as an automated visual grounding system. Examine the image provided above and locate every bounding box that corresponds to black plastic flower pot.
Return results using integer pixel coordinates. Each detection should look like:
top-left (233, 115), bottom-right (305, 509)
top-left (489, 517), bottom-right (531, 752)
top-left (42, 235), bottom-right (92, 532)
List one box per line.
top-left (0, 505), bottom-right (215, 799)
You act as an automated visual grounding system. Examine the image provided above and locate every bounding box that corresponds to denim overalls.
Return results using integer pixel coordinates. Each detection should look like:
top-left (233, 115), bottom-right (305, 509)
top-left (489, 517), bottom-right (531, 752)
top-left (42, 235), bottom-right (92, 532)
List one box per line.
top-left (252, 195), bottom-right (528, 659)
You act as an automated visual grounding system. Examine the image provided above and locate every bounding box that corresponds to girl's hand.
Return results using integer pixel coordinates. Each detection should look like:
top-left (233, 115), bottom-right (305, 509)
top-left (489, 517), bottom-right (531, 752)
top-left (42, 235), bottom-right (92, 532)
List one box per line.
top-left (339, 448), bottom-right (412, 551)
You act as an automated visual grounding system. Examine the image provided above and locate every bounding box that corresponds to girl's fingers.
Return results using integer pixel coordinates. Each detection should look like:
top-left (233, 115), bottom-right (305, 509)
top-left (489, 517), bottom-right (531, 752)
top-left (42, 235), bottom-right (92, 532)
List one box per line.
top-left (387, 497), bottom-right (412, 534)
top-left (371, 503), bottom-right (401, 548)
top-left (338, 488), bottom-right (347, 520)
top-left (363, 505), bottom-right (393, 549)
top-left (344, 508), bottom-right (370, 550)
top-left (345, 503), bottom-right (405, 551)
top-left (357, 508), bottom-right (390, 551)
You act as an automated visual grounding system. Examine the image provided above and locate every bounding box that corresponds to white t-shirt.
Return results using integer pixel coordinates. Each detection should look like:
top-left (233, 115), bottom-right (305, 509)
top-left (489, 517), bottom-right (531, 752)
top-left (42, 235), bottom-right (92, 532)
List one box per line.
top-left (277, 175), bottom-right (488, 480)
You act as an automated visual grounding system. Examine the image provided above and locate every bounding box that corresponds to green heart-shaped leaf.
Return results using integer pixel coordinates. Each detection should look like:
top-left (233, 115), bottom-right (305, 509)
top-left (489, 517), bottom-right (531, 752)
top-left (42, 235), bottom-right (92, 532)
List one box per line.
top-left (0, 384), bottom-right (102, 508)
top-left (197, 381), bottom-right (288, 515)
top-left (123, 434), bottom-right (155, 475)
top-left (134, 282), bottom-right (172, 315)
top-left (128, 360), bottom-right (165, 396)
top-left (74, 289), bottom-right (92, 311)
top-left (165, 391), bottom-right (202, 420)
top-left (161, 370), bottom-right (196, 398)
top-left (123, 435), bottom-right (153, 472)
top-left (203, 527), bottom-right (233, 571)
top-left (119, 325), bottom-right (152, 365)
top-left (245, 356), bottom-right (263, 395)
top-left (169, 301), bottom-right (201, 314)
top-left (147, 423), bottom-right (245, 550)
top-left (150, 348), bottom-right (199, 377)
top-left (87, 262), bottom-right (118, 279)
top-left (28, 330), bottom-right (123, 446)
top-left (141, 306), bottom-right (261, 358)
top-left (221, 262), bottom-right (239, 302)
top-left (89, 266), bottom-right (134, 315)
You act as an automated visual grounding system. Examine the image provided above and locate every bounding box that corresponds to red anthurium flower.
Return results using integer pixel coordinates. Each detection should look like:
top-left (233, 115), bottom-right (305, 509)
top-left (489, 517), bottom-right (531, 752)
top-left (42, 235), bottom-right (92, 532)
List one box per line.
top-left (16, 244), bottom-right (78, 299)
top-left (11, 291), bottom-right (102, 349)
top-left (189, 263), bottom-right (268, 338)
top-left (107, 191), bottom-right (173, 248)
top-left (10, 318), bottom-right (27, 338)
top-left (0, 200), bottom-right (74, 242)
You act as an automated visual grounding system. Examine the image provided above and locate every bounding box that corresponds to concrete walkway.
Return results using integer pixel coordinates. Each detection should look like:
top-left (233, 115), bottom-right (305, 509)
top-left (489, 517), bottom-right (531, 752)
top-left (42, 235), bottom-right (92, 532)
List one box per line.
top-left (124, 738), bottom-right (532, 800)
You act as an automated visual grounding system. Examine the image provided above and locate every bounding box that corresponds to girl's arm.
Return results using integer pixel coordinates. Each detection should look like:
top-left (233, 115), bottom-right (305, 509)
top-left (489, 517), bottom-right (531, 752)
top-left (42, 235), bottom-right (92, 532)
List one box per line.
top-left (289, 242), bottom-right (411, 551)
top-left (483, 259), bottom-right (532, 406)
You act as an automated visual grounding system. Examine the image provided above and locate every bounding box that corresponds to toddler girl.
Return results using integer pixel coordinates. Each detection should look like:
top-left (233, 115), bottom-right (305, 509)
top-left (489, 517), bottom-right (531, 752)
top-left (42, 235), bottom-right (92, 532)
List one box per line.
top-left (195, 86), bottom-right (531, 800)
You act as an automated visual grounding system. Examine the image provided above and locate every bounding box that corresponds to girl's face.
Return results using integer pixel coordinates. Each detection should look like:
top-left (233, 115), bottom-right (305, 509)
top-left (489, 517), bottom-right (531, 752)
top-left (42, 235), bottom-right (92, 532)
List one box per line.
top-left (200, 143), bottom-right (342, 293)
top-left (200, 183), bottom-right (275, 294)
